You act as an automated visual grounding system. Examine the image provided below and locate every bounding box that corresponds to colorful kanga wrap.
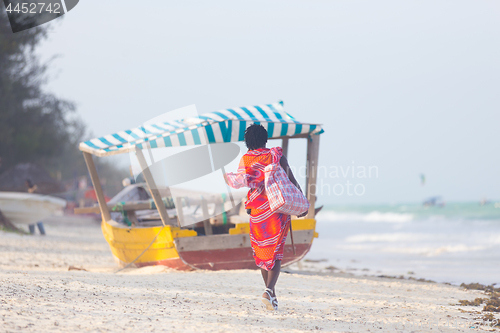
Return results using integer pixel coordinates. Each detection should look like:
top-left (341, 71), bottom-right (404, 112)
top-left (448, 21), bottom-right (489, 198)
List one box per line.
top-left (226, 147), bottom-right (290, 271)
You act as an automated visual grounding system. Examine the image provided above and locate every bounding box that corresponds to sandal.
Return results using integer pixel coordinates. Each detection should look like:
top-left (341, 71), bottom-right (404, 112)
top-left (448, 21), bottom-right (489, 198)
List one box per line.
top-left (262, 288), bottom-right (278, 311)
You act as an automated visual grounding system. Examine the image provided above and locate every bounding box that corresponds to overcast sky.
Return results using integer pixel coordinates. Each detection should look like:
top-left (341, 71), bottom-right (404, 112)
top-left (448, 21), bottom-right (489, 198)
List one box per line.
top-left (36, 0), bottom-right (500, 205)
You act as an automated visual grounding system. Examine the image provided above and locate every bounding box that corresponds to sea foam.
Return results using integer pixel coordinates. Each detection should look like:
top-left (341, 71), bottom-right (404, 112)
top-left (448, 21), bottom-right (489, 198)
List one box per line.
top-left (317, 210), bottom-right (414, 223)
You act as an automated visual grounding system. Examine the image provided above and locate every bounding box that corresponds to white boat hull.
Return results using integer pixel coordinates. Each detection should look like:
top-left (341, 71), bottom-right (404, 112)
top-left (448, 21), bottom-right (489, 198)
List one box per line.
top-left (0, 192), bottom-right (66, 225)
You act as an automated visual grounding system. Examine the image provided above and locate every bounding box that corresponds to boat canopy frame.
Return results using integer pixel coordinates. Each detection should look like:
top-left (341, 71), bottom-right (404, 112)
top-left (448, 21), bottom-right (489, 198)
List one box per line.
top-left (79, 101), bottom-right (323, 227)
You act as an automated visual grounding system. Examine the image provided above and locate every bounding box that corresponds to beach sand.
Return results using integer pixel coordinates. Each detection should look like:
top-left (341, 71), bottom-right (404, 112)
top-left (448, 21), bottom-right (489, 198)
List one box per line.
top-left (1, 217), bottom-right (497, 332)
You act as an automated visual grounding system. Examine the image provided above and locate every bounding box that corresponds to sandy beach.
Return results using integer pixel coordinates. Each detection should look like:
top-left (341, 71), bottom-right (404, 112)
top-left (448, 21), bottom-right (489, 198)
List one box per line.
top-left (1, 217), bottom-right (498, 332)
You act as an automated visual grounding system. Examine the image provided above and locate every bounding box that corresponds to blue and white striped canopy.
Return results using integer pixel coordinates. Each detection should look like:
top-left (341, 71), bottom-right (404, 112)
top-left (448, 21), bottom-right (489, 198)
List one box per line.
top-left (79, 101), bottom-right (324, 157)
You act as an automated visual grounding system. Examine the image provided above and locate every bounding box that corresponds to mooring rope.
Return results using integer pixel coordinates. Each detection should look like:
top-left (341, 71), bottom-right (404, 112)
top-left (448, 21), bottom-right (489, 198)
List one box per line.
top-left (114, 225), bottom-right (165, 273)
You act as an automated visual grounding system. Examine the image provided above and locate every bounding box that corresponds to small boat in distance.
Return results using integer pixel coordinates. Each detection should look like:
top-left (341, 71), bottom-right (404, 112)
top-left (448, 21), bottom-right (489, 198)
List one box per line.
top-left (0, 192), bottom-right (66, 225)
top-left (423, 196), bottom-right (446, 208)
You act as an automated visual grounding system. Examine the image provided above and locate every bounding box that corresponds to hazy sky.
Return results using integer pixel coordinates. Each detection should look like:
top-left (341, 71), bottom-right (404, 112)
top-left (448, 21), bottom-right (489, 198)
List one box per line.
top-left (36, 1), bottom-right (500, 205)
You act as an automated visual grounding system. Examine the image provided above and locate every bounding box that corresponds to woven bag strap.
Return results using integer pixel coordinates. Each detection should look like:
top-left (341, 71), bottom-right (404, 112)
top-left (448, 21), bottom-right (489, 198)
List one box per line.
top-left (269, 147), bottom-right (283, 165)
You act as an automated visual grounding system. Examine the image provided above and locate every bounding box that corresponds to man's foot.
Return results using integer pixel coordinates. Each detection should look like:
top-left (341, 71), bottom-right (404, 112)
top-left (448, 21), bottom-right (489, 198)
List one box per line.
top-left (261, 288), bottom-right (278, 311)
top-left (272, 294), bottom-right (278, 309)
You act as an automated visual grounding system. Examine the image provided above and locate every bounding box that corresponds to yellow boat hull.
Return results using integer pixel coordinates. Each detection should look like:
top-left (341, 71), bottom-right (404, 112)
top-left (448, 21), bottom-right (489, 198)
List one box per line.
top-left (101, 219), bottom-right (318, 270)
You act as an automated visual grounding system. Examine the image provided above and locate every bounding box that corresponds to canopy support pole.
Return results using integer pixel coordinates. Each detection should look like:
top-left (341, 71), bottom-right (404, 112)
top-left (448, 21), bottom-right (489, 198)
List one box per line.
top-left (82, 152), bottom-right (111, 222)
top-left (135, 147), bottom-right (176, 227)
top-left (305, 135), bottom-right (320, 219)
top-left (281, 138), bottom-right (289, 159)
top-left (201, 198), bottom-right (213, 235)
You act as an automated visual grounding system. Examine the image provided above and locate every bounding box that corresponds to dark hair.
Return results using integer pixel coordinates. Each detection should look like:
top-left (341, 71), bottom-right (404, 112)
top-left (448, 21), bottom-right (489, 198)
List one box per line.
top-left (244, 123), bottom-right (268, 150)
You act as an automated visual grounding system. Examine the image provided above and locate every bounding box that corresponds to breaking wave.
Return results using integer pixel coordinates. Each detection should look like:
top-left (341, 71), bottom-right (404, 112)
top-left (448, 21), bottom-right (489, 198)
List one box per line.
top-left (316, 210), bottom-right (414, 223)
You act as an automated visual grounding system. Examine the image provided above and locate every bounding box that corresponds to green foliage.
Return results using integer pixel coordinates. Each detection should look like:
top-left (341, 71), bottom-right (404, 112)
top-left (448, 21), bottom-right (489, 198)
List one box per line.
top-left (0, 12), bottom-right (128, 198)
top-left (0, 10), bottom-right (84, 176)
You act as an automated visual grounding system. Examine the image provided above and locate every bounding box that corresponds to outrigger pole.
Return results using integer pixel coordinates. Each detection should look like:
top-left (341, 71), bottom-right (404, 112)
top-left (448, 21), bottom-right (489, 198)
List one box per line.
top-left (135, 146), bottom-right (177, 227)
top-left (305, 134), bottom-right (320, 219)
top-left (82, 152), bottom-right (111, 222)
top-left (281, 138), bottom-right (289, 158)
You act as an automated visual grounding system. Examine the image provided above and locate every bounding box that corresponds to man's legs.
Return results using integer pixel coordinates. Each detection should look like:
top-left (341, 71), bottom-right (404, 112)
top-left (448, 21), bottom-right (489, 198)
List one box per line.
top-left (266, 260), bottom-right (281, 297)
top-left (261, 268), bottom-right (268, 285)
top-left (261, 260), bottom-right (281, 299)
top-left (36, 222), bottom-right (46, 235)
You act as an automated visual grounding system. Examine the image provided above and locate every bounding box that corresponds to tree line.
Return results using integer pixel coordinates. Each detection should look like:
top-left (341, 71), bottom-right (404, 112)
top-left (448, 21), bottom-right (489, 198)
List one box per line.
top-left (0, 11), bottom-right (124, 195)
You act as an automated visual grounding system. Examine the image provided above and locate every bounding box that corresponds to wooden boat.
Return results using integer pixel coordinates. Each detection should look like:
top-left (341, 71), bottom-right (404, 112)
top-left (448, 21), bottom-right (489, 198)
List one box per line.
top-left (75, 101), bottom-right (323, 270)
top-left (0, 192), bottom-right (66, 225)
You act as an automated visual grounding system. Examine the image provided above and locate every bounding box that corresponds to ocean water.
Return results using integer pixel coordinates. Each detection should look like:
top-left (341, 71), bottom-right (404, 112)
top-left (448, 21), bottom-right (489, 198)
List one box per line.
top-left (304, 202), bottom-right (500, 285)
